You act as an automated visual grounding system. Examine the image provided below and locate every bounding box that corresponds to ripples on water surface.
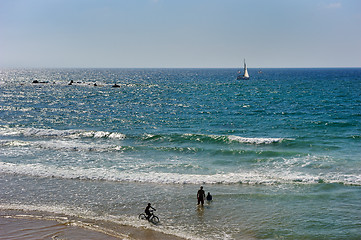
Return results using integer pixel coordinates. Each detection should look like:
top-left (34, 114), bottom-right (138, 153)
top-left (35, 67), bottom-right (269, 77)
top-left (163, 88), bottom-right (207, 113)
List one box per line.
top-left (1, 68), bottom-right (360, 239)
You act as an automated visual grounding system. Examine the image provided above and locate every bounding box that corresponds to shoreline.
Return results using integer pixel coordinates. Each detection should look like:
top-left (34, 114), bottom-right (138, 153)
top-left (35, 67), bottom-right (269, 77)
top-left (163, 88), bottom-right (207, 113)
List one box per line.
top-left (0, 210), bottom-right (188, 240)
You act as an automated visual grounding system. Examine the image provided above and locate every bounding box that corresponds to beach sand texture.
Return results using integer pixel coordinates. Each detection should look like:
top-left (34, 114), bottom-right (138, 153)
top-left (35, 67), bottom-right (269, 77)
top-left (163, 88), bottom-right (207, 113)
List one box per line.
top-left (0, 214), bottom-right (186, 240)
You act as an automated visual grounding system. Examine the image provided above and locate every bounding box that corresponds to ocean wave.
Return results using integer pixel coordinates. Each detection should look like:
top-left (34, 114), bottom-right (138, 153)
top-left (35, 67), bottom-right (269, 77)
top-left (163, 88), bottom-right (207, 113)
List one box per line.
top-left (32, 140), bottom-right (134, 152)
top-left (350, 135), bottom-right (361, 139)
top-left (184, 133), bottom-right (286, 145)
top-left (227, 135), bottom-right (286, 144)
top-left (144, 133), bottom-right (288, 145)
top-left (0, 138), bottom-right (298, 158)
top-left (0, 126), bottom-right (126, 140)
top-left (0, 138), bottom-right (134, 152)
top-left (0, 126), bottom-right (289, 147)
top-left (1, 161), bottom-right (359, 186)
top-left (0, 140), bottom-right (31, 147)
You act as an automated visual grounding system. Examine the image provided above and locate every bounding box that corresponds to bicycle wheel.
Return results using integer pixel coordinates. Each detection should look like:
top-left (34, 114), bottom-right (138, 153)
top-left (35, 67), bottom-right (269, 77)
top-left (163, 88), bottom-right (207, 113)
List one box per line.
top-left (150, 215), bottom-right (159, 224)
top-left (139, 213), bottom-right (147, 220)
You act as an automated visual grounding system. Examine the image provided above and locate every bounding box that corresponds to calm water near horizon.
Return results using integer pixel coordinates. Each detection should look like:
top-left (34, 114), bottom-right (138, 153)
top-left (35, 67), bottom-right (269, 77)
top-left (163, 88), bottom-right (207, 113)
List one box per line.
top-left (1, 68), bottom-right (360, 239)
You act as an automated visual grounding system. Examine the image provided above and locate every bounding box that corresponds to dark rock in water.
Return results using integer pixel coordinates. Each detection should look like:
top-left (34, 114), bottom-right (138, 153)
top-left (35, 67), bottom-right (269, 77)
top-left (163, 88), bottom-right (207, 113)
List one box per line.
top-left (32, 80), bottom-right (49, 84)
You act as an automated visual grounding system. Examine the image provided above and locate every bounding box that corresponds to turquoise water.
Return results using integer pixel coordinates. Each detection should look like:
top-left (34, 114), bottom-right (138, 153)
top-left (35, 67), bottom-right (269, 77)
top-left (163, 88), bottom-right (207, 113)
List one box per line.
top-left (1, 68), bottom-right (360, 239)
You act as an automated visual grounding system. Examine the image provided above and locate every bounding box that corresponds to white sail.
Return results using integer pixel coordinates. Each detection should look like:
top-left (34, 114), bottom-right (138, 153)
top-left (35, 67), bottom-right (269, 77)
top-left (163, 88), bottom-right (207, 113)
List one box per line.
top-left (236, 59), bottom-right (250, 80)
top-left (243, 59), bottom-right (249, 78)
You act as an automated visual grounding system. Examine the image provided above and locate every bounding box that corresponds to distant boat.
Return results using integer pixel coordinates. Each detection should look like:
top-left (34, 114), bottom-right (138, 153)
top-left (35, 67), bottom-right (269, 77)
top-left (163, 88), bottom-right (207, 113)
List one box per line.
top-left (237, 59), bottom-right (249, 80)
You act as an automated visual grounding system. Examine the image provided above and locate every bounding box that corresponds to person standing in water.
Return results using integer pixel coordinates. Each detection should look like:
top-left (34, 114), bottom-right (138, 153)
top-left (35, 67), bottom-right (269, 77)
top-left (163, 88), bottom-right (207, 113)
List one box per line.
top-left (197, 186), bottom-right (205, 206)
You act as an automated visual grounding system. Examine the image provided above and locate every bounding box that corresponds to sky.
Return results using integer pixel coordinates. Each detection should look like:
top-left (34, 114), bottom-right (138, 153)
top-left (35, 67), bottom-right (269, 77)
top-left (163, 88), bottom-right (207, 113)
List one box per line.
top-left (0, 0), bottom-right (360, 68)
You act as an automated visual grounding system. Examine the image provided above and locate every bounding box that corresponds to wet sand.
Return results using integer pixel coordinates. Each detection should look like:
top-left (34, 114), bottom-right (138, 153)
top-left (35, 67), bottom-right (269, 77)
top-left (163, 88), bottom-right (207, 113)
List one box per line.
top-left (0, 215), bottom-right (186, 240)
top-left (0, 217), bottom-right (119, 240)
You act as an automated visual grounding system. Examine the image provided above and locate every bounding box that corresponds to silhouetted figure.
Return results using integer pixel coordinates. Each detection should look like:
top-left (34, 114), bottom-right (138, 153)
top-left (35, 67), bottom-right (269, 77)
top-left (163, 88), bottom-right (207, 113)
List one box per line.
top-left (197, 186), bottom-right (205, 206)
top-left (206, 192), bottom-right (212, 202)
top-left (145, 203), bottom-right (156, 220)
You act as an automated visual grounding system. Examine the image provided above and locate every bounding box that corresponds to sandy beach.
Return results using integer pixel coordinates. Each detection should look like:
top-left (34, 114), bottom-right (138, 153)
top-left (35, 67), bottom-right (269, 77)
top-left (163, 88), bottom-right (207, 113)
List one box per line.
top-left (0, 211), bottom-right (186, 240)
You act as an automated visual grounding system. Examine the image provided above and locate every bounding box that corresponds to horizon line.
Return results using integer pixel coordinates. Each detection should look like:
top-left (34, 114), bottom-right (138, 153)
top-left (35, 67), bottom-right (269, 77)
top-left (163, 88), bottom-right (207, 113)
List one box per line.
top-left (1, 66), bottom-right (361, 70)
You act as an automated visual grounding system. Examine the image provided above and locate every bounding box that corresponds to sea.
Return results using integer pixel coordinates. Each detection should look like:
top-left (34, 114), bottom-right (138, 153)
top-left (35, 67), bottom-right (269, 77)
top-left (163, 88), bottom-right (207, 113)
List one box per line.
top-left (0, 68), bottom-right (360, 239)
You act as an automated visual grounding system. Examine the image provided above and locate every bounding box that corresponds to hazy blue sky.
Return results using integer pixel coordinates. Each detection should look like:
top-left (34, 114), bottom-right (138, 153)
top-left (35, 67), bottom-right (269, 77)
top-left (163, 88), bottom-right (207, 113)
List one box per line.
top-left (1, 0), bottom-right (360, 68)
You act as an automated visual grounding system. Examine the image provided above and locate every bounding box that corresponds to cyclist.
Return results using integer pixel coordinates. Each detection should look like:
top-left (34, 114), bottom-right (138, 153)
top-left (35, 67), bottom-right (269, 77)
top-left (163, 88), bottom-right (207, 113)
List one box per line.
top-left (145, 203), bottom-right (156, 220)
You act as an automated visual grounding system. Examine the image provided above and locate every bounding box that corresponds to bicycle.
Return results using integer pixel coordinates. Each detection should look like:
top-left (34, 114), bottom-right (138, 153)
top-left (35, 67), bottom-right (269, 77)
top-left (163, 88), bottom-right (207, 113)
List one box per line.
top-left (138, 210), bottom-right (160, 224)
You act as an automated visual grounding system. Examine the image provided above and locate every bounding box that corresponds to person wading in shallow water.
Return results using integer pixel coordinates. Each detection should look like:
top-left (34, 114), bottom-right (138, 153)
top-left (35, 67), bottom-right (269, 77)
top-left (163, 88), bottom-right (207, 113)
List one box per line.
top-left (197, 186), bottom-right (205, 206)
top-left (206, 192), bottom-right (213, 202)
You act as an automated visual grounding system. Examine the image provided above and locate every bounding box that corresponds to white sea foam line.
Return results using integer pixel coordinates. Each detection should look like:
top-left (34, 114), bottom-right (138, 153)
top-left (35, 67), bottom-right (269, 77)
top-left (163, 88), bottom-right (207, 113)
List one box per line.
top-left (182, 133), bottom-right (288, 144)
top-left (0, 203), bottom-right (86, 218)
top-left (0, 138), bottom-right (121, 153)
top-left (0, 140), bottom-right (30, 147)
top-left (0, 126), bottom-right (287, 144)
top-left (227, 135), bottom-right (285, 144)
top-left (34, 139), bottom-right (119, 152)
top-left (110, 214), bottom-right (205, 240)
top-left (0, 127), bottom-right (126, 140)
top-left (1, 161), bottom-right (359, 185)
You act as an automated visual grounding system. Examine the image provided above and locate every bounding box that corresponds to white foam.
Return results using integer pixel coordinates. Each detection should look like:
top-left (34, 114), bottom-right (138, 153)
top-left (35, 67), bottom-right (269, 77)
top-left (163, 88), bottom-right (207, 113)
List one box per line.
top-left (0, 140), bottom-right (30, 147)
top-left (0, 127), bottom-right (126, 140)
top-left (0, 203), bottom-right (82, 219)
top-left (0, 138), bottom-right (124, 152)
top-left (108, 132), bottom-right (127, 139)
top-left (227, 135), bottom-right (285, 144)
top-left (34, 139), bottom-right (113, 152)
top-left (1, 161), bottom-right (359, 185)
top-left (0, 127), bottom-right (287, 145)
top-left (181, 133), bottom-right (287, 145)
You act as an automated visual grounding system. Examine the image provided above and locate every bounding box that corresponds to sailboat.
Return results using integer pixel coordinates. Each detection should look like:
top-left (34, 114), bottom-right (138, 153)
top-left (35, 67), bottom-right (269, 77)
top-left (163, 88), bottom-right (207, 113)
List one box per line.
top-left (237, 59), bottom-right (249, 80)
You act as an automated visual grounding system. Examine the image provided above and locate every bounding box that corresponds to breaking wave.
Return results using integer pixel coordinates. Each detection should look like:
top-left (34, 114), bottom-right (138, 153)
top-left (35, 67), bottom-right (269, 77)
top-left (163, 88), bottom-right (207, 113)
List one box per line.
top-left (0, 126), bottom-right (126, 140)
top-left (1, 161), bottom-right (359, 186)
top-left (142, 133), bottom-right (288, 145)
top-left (0, 126), bottom-right (290, 147)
